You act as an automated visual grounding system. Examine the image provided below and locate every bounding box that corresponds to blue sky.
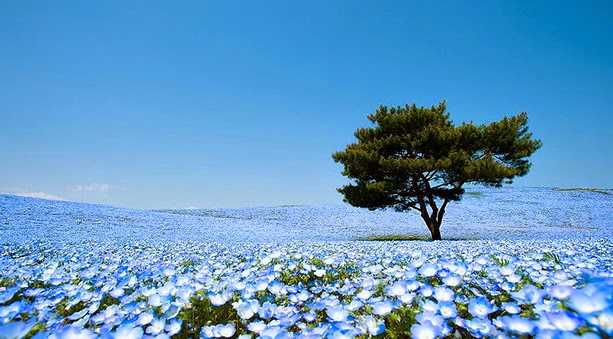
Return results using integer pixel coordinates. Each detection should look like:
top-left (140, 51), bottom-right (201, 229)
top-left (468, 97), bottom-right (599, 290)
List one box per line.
top-left (1, 1), bottom-right (612, 209)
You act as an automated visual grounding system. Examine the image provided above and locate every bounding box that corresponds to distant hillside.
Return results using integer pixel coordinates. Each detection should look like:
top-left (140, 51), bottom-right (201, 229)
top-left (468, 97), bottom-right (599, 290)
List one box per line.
top-left (1, 187), bottom-right (611, 244)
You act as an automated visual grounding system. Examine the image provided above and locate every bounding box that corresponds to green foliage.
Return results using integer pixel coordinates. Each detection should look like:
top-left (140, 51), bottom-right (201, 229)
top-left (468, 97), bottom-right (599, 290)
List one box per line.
top-left (176, 292), bottom-right (246, 338)
top-left (356, 234), bottom-right (478, 241)
top-left (332, 101), bottom-right (541, 240)
top-left (99, 294), bottom-right (121, 309)
top-left (542, 251), bottom-right (562, 264)
top-left (491, 254), bottom-right (510, 267)
top-left (554, 187), bottom-right (612, 195)
top-left (466, 191), bottom-right (483, 198)
top-left (357, 234), bottom-right (431, 241)
top-left (381, 306), bottom-right (417, 338)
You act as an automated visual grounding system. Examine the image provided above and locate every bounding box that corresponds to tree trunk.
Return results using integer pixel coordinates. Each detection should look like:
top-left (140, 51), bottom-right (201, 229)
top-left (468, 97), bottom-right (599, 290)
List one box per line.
top-left (430, 223), bottom-right (442, 241)
top-left (423, 218), bottom-right (443, 241)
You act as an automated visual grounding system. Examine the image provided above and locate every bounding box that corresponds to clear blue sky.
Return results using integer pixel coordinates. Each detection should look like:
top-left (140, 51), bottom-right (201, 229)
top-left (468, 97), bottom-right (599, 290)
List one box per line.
top-left (1, 1), bottom-right (612, 209)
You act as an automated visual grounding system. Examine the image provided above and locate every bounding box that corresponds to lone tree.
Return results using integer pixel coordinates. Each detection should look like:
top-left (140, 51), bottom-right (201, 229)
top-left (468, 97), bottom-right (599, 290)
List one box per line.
top-left (332, 101), bottom-right (542, 240)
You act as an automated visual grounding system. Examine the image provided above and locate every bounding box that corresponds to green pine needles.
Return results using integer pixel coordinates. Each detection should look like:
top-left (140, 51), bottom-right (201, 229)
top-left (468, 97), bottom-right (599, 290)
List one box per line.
top-left (332, 101), bottom-right (542, 240)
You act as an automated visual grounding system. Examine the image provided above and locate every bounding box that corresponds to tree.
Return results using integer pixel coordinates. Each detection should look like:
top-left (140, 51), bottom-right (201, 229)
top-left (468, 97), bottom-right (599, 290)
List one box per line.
top-left (332, 101), bottom-right (542, 240)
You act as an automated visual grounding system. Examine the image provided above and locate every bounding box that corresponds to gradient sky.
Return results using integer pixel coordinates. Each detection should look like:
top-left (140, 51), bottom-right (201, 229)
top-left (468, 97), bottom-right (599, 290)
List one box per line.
top-left (1, 1), bottom-right (612, 209)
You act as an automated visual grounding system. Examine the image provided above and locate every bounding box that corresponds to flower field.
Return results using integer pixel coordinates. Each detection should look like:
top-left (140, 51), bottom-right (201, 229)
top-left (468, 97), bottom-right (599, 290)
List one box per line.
top-left (1, 188), bottom-right (612, 338)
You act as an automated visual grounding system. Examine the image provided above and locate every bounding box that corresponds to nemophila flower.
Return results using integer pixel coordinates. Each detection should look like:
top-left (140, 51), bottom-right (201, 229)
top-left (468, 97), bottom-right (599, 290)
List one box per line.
top-left (346, 299), bottom-right (363, 312)
top-left (419, 284), bottom-right (434, 297)
top-left (593, 308), bottom-right (613, 336)
top-left (176, 286), bottom-right (194, 303)
top-left (141, 286), bottom-right (156, 297)
top-left (547, 285), bottom-right (574, 300)
top-left (303, 310), bottom-right (317, 322)
top-left (450, 261), bottom-right (468, 276)
top-left (465, 317), bottom-right (493, 337)
top-left (551, 270), bottom-right (569, 283)
top-left (259, 326), bottom-right (285, 338)
top-left (506, 274), bottom-right (521, 284)
top-left (543, 310), bottom-right (583, 331)
top-left (433, 286), bottom-right (454, 302)
top-left (148, 293), bottom-right (163, 307)
top-left (438, 301), bottom-right (457, 318)
top-left (258, 301), bottom-right (278, 319)
top-left (416, 311), bottom-right (444, 327)
top-left (419, 264), bottom-right (438, 277)
top-left (399, 292), bottom-right (415, 304)
top-left (234, 299), bottom-right (259, 320)
top-left (254, 278), bottom-right (269, 291)
top-left (569, 290), bottom-right (609, 314)
top-left (386, 281), bottom-right (407, 297)
top-left (501, 302), bottom-right (521, 315)
top-left (356, 289), bottom-right (371, 300)
top-left (442, 273), bottom-right (461, 287)
top-left (360, 277), bottom-right (377, 289)
top-left (499, 265), bottom-right (515, 276)
top-left (136, 310), bottom-right (155, 326)
top-left (329, 329), bottom-right (356, 339)
top-left (268, 281), bottom-right (285, 295)
top-left (411, 257), bottom-right (425, 268)
top-left (0, 301), bottom-right (25, 319)
top-left (146, 317), bottom-right (166, 335)
top-left (406, 280), bottom-right (420, 292)
top-left (216, 323), bottom-right (236, 338)
top-left (165, 318), bottom-right (182, 336)
top-left (247, 320), bottom-right (267, 333)
top-left (0, 320), bottom-right (36, 339)
top-left (499, 315), bottom-right (536, 335)
top-left (468, 297), bottom-right (497, 318)
top-left (0, 286), bottom-right (20, 304)
top-left (48, 325), bottom-right (97, 339)
top-left (67, 307), bottom-right (89, 320)
top-left (297, 289), bottom-right (311, 302)
top-left (422, 300), bottom-right (439, 313)
top-left (314, 269), bottom-right (326, 277)
top-left (360, 315), bottom-right (385, 335)
top-left (157, 282), bottom-right (176, 297)
top-left (200, 325), bottom-right (215, 338)
top-left (327, 306), bottom-right (349, 322)
top-left (113, 324), bottom-right (144, 339)
top-left (372, 301), bottom-right (393, 316)
top-left (209, 291), bottom-right (232, 306)
top-left (410, 320), bottom-right (441, 339)
top-left (512, 284), bottom-right (542, 305)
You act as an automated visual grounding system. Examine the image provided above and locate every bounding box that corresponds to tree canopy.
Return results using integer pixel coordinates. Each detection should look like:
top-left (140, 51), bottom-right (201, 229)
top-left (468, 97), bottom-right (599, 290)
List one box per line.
top-left (332, 101), bottom-right (542, 240)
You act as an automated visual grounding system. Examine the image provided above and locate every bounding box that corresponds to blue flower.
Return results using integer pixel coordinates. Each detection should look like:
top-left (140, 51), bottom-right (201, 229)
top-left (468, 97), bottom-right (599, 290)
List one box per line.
top-left (499, 315), bottom-right (536, 335)
top-left (372, 301), bottom-right (393, 316)
top-left (386, 281), bottom-right (408, 297)
top-left (165, 318), bottom-right (182, 336)
top-left (433, 287), bottom-right (454, 302)
top-left (0, 321), bottom-right (36, 339)
top-left (438, 301), bottom-right (457, 318)
top-left (468, 297), bottom-right (497, 318)
top-left (410, 321), bottom-right (441, 339)
top-left (418, 264), bottom-right (438, 278)
top-left (362, 315), bottom-right (385, 336)
top-left (569, 290), bottom-right (609, 314)
top-left (327, 306), bottom-right (349, 322)
top-left (465, 317), bottom-right (493, 337)
top-left (113, 324), bottom-right (144, 339)
top-left (544, 311), bottom-right (583, 331)
top-left (442, 273), bottom-right (462, 287)
top-left (511, 284), bottom-right (542, 305)
top-left (501, 302), bottom-right (521, 315)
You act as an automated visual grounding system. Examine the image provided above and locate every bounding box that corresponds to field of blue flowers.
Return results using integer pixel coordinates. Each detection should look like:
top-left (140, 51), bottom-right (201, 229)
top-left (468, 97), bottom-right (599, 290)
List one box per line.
top-left (1, 187), bottom-right (612, 338)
